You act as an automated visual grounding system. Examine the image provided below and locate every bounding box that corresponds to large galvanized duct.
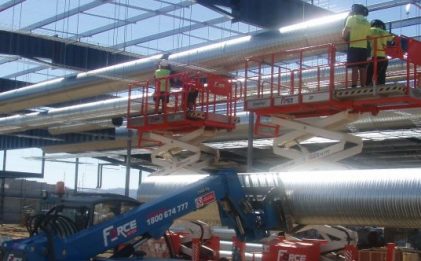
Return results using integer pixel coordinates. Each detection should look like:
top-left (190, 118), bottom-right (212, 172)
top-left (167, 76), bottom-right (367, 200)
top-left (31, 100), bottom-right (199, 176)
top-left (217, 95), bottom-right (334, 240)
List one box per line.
top-left (0, 61), bottom-right (416, 135)
top-left (1, 100), bottom-right (420, 136)
top-left (0, 21), bottom-right (344, 114)
top-left (47, 119), bottom-right (116, 135)
top-left (0, 96), bottom-right (136, 134)
top-left (0, 55), bottom-right (162, 114)
top-left (139, 169), bottom-right (421, 228)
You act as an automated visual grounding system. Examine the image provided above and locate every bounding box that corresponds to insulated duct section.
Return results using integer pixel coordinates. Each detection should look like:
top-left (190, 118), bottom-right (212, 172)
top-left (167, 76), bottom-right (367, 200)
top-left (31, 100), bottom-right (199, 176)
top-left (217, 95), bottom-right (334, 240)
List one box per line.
top-left (0, 55), bottom-right (162, 114)
top-left (0, 20), bottom-right (344, 114)
top-left (1, 98), bottom-right (421, 135)
top-left (139, 169), bottom-right (421, 228)
top-left (0, 96), bottom-right (137, 134)
top-left (0, 59), bottom-right (409, 135)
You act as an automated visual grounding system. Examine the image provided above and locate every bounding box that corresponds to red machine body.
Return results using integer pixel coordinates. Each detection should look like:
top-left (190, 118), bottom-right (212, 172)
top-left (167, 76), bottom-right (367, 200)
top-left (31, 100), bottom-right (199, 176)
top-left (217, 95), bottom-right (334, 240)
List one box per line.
top-left (261, 237), bottom-right (326, 261)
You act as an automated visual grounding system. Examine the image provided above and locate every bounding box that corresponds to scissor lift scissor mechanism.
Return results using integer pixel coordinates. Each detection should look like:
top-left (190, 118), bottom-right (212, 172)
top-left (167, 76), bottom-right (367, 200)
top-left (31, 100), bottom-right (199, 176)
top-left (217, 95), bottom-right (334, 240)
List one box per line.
top-left (245, 37), bottom-right (421, 170)
top-left (127, 71), bottom-right (240, 174)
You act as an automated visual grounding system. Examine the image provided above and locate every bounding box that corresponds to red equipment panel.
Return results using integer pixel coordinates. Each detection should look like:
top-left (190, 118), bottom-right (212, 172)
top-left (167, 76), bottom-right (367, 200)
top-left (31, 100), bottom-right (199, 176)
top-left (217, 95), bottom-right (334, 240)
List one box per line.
top-left (262, 237), bottom-right (326, 261)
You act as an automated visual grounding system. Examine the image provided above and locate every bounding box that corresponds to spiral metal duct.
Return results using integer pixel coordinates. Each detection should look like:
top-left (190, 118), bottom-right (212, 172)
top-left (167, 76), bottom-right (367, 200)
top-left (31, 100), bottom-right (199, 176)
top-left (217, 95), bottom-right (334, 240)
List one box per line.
top-left (47, 119), bottom-right (116, 135)
top-left (349, 109), bottom-right (421, 131)
top-left (0, 95), bottom-right (140, 134)
top-left (0, 21), bottom-right (344, 114)
top-left (0, 55), bottom-right (162, 114)
top-left (139, 169), bottom-right (421, 228)
top-left (0, 59), bottom-right (414, 135)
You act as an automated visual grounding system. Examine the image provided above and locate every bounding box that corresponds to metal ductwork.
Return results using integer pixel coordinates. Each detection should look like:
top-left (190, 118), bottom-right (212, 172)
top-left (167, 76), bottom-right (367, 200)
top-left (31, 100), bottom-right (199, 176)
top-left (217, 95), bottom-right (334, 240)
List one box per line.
top-left (1, 98), bottom-right (421, 137)
top-left (349, 109), bottom-right (421, 131)
top-left (0, 55), bottom-right (162, 114)
top-left (0, 59), bottom-right (414, 135)
top-left (47, 119), bottom-right (117, 135)
top-left (0, 96), bottom-right (138, 134)
top-left (0, 21), bottom-right (344, 114)
top-left (139, 169), bottom-right (421, 228)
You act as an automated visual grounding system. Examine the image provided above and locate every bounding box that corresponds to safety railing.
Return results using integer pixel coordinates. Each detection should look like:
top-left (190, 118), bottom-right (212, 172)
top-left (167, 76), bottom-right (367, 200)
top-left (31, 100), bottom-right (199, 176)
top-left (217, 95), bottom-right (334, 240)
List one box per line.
top-left (244, 34), bottom-right (421, 116)
top-left (245, 43), bottom-right (336, 99)
top-left (127, 71), bottom-right (239, 133)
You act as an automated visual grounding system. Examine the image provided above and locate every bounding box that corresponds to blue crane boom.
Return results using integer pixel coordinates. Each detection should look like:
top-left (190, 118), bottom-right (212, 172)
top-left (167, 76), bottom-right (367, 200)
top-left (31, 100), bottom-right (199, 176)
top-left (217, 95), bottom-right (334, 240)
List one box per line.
top-left (1, 170), bottom-right (285, 261)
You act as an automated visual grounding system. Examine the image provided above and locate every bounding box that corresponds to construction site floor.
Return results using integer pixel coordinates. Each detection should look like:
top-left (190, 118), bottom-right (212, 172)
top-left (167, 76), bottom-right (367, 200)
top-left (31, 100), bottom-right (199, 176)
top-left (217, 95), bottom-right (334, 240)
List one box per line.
top-left (0, 224), bottom-right (28, 242)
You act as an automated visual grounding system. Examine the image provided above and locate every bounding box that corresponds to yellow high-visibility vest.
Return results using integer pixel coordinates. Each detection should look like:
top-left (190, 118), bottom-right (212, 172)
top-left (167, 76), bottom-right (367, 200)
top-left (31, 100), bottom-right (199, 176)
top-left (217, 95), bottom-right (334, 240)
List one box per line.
top-left (345, 15), bottom-right (370, 49)
top-left (369, 27), bottom-right (393, 57)
top-left (154, 68), bottom-right (171, 92)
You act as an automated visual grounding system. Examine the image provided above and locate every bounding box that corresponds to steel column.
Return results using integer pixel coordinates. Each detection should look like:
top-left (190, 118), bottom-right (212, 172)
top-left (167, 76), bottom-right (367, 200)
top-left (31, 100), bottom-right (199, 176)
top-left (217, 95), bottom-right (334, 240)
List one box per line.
top-left (247, 112), bottom-right (254, 171)
top-left (0, 150), bottom-right (6, 223)
top-left (74, 158), bottom-right (79, 192)
top-left (125, 133), bottom-right (132, 197)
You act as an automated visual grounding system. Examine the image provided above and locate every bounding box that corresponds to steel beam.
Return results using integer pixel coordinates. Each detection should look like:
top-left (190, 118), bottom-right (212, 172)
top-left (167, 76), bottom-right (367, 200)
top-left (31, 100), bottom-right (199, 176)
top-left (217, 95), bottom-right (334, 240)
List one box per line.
top-left (112, 16), bottom-right (230, 49)
top-left (368, 0), bottom-right (415, 11)
top-left (71, 0), bottom-right (194, 40)
top-left (0, 170), bottom-right (43, 178)
top-left (0, 30), bottom-right (137, 71)
top-left (0, 78), bottom-right (29, 92)
top-left (389, 16), bottom-right (421, 30)
top-left (21, 0), bottom-right (110, 32)
top-left (111, 2), bottom-right (242, 37)
top-left (0, 0), bottom-right (25, 12)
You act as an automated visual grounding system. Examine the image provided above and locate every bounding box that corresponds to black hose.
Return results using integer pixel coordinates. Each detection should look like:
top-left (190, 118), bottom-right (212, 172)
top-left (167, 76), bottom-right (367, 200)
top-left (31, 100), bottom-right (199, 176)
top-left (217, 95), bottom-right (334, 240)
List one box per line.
top-left (26, 214), bottom-right (45, 236)
top-left (33, 213), bottom-right (79, 261)
top-left (27, 212), bottom-right (79, 238)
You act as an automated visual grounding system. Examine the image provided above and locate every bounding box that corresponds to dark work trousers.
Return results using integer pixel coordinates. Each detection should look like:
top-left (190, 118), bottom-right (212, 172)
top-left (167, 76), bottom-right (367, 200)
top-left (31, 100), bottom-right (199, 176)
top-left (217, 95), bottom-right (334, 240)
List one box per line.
top-left (367, 58), bottom-right (389, 86)
top-left (154, 91), bottom-right (169, 112)
top-left (187, 90), bottom-right (198, 110)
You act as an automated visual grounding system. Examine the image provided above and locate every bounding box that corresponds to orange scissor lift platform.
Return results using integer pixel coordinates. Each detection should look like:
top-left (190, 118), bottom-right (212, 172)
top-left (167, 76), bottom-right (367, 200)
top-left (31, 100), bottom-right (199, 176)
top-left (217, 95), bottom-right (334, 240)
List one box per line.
top-left (127, 71), bottom-right (240, 175)
top-left (128, 71), bottom-right (239, 133)
top-left (243, 36), bottom-right (421, 170)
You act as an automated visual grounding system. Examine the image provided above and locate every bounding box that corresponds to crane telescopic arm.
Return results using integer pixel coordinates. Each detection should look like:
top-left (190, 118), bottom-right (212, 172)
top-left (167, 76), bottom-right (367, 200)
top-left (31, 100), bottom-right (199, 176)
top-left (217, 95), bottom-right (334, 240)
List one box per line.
top-left (1, 170), bottom-right (285, 261)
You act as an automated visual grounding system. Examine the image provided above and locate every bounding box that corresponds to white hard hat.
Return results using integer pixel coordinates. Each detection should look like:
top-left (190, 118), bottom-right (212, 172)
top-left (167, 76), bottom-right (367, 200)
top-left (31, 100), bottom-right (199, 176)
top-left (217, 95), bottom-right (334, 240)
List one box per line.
top-left (160, 60), bottom-right (169, 66)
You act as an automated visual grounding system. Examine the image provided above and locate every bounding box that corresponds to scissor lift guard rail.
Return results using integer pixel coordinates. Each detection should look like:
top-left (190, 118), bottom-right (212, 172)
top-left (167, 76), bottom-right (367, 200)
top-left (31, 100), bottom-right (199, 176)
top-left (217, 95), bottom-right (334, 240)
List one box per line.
top-left (244, 35), bottom-right (421, 118)
top-left (127, 71), bottom-right (239, 134)
top-left (243, 35), bottom-right (421, 170)
top-left (127, 71), bottom-right (241, 174)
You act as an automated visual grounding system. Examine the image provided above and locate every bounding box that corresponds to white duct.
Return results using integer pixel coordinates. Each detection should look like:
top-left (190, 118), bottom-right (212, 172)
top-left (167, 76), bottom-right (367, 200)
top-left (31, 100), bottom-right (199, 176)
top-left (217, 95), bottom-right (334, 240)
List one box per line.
top-left (139, 169), bottom-right (421, 228)
top-left (47, 119), bottom-right (116, 135)
top-left (0, 96), bottom-right (137, 134)
top-left (0, 55), bottom-right (162, 114)
top-left (0, 60), bottom-right (415, 135)
top-left (0, 21), bottom-right (345, 114)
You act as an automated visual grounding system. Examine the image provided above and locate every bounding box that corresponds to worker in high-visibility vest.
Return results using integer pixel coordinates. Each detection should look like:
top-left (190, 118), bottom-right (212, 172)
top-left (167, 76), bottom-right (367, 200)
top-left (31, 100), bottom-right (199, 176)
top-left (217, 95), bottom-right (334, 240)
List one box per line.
top-left (366, 19), bottom-right (393, 86)
top-left (342, 4), bottom-right (371, 88)
top-left (154, 61), bottom-right (171, 113)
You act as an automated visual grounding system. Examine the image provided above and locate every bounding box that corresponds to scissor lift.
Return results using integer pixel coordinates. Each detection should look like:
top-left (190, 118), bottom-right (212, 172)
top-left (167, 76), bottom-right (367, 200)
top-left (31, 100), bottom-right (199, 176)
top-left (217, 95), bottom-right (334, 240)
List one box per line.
top-left (127, 71), bottom-right (240, 175)
top-left (244, 36), bottom-right (421, 170)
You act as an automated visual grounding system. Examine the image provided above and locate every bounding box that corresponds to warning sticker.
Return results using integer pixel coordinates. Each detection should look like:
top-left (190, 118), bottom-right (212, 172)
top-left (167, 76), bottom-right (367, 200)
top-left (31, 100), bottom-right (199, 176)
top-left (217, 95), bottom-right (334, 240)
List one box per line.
top-left (195, 191), bottom-right (216, 208)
